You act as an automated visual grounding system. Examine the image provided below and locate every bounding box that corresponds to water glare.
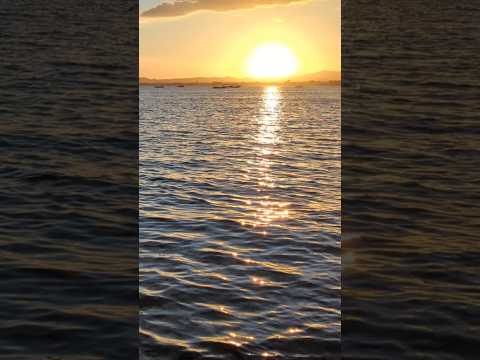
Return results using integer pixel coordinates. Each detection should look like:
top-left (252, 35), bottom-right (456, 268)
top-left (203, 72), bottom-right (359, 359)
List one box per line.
top-left (140, 85), bottom-right (340, 359)
top-left (245, 86), bottom-right (292, 231)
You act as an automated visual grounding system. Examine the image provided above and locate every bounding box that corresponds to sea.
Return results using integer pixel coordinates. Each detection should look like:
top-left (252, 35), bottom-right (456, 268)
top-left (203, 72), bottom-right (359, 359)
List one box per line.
top-left (1, 1), bottom-right (138, 359)
top-left (140, 85), bottom-right (341, 359)
top-left (342, 1), bottom-right (480, 359)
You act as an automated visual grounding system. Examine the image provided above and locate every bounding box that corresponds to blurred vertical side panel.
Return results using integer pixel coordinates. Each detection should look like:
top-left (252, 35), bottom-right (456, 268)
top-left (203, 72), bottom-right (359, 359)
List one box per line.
top-left (342, 1), bottom-right (480, 359)
top-left (0, 1), bottom-right (138, 359)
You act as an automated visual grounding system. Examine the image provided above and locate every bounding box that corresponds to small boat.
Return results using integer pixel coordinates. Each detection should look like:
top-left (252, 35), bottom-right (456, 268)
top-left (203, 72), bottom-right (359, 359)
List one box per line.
top-left (176, 85), bottom-right (185, 88)
top-left (213, 84), bottom-right (241, 89)
top-left (155, 85), bottom-right (164, 88)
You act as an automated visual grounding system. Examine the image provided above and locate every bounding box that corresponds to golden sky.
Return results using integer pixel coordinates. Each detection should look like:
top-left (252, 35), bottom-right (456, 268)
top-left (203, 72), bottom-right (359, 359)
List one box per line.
top-left (140, 0), bottom-right (340, 79)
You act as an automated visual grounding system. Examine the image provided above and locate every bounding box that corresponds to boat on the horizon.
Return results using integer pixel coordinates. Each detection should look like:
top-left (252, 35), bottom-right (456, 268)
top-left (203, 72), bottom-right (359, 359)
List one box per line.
top-left (212, 84), bottom-right (241, 89)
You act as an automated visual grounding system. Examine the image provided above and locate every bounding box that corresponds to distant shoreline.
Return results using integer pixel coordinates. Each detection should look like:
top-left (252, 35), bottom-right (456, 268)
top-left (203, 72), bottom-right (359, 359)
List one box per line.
top-left (139, 71), bottom-right (340, 87)
top-left (139, 80), bottom-right (340, 87)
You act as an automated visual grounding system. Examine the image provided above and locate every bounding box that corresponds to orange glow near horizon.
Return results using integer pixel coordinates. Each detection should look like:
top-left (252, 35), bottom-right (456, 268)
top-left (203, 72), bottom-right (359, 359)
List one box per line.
top-left (139, 0), bottom-right (340, 79)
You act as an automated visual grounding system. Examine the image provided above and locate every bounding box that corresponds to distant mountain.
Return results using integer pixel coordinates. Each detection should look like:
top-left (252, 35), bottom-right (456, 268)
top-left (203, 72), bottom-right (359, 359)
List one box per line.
top-left (140, 71), bottom-right (340, 85)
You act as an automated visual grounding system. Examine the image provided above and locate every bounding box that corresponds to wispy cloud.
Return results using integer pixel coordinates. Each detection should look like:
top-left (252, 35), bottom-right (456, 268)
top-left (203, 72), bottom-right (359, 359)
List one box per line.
top-left (141, 0), bottom-right (310, 18)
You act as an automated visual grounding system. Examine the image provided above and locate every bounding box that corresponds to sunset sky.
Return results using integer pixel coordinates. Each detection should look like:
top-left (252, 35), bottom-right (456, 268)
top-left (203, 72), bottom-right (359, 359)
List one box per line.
top-left (140, 0), bottom-right (340, 79)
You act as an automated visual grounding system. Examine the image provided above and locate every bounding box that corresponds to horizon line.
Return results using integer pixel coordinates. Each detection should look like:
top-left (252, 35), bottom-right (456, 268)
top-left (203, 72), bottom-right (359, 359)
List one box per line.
top-left (139, 70), bottom-right (341, 82)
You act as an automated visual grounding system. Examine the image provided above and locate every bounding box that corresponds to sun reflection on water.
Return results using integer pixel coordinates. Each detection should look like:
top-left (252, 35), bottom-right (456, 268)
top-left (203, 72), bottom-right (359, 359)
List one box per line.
top-left (243, 86), bottom-right (291, 230)
top-left (258, 86), bottom-right (281, 146)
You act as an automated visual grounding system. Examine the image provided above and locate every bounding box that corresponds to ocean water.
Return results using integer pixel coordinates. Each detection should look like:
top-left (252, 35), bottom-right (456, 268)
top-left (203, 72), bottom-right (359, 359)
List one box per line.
top-left (0, 1), bottom-right (138, 359)
top-left (140, 85), bottom-right (340, 359)
top-left (342, 1), bottom-right (480, 359)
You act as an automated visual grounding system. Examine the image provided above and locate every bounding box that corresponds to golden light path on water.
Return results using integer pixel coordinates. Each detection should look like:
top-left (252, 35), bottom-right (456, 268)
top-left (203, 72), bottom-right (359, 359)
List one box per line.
top-left (255, 87), bottom-right (291, 227)
top-left (242, 86), bottom-right (290, 232)
top-left (236, 86), bottom-right (295, 294)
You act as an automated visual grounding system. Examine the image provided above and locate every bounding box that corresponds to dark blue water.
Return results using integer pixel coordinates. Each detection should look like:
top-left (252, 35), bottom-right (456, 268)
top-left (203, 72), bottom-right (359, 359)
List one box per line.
top-left (0, 1), bottom-right (138, 359)
top-left (342, 1), bottom-right (480, 359)
top-left (140, 85), bottom-right (340, 359)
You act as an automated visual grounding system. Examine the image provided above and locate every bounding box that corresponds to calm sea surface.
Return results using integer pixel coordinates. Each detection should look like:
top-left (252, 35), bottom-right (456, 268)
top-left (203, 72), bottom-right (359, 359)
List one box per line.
top-left (1, 2), bottom-right (138, 359)
top-left (342, 1), bottom-right (480, 359)
top-left (140, 85), bottom-right (340, 359)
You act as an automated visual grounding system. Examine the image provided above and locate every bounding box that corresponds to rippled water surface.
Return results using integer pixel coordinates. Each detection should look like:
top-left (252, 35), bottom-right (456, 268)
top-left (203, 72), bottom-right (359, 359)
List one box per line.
top-left (1, 2), bottom-right (138, 359)
top-left (140, 85), bottom-right (340, 359)
top-left (342, 1), bottom-right (480, 359)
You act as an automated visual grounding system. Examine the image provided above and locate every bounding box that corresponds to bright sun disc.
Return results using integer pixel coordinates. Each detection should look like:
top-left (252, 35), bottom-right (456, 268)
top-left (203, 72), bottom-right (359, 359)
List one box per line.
top-left (247, 44), bottom-right (299, 79)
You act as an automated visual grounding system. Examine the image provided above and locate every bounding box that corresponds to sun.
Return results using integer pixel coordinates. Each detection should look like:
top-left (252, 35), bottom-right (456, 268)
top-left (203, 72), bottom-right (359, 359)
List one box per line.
top-left (246, 43), bottom-right (299, 79)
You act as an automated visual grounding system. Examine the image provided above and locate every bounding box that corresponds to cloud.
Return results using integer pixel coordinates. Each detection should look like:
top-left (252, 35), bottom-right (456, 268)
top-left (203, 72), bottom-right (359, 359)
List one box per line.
top-left (141, 0), bottom-right (309, 18)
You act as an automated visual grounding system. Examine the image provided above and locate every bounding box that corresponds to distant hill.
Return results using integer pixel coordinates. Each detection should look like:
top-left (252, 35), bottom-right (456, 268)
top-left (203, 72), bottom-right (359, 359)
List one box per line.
top-left (139, 71), bottom-right (340, 85)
